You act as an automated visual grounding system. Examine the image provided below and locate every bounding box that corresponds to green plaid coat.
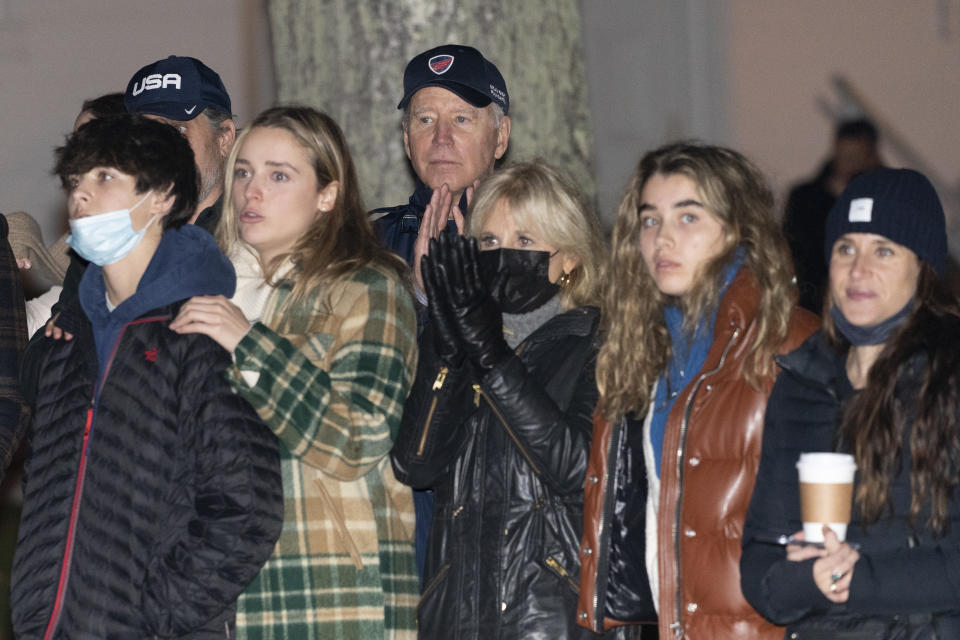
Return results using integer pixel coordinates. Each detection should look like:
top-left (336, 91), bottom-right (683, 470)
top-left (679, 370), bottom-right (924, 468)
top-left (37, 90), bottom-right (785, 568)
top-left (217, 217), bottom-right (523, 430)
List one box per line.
top-left (227, 264), bottom-right (419, 639)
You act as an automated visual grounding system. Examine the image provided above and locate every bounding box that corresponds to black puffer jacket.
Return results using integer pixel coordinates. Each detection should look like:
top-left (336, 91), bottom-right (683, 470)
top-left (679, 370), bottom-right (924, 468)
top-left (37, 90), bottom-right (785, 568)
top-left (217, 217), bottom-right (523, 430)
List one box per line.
top-left (12, 227), bottom-right (284, 639)
top-left (741, 326), bottom-right (960, 638)
top-left (391, 305), bottom-right (600, 640)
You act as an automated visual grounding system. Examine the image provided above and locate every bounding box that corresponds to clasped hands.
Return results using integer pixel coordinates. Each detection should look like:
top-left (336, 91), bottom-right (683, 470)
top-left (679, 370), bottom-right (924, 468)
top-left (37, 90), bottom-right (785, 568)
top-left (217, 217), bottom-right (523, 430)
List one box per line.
top-left (412, 182), bottom-right (477, 294)
top-left (421, 233), bottom-right (509, 373)
top-left (786, 525), bottom-right (860, 603)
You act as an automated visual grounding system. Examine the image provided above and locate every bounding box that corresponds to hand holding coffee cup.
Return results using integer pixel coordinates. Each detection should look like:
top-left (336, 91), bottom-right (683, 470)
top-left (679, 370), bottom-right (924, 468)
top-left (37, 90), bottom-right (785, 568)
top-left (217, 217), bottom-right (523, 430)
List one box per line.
top-left (796, 453), bottom-right (857, 542)
top-left (816, 526), bottom-right (858, 602)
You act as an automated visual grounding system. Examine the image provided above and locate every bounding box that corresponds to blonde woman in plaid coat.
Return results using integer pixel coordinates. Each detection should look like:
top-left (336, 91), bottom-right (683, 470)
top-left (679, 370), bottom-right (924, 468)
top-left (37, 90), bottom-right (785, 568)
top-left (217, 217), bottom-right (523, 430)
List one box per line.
top-left (171, 106), bottom-right (419, 639)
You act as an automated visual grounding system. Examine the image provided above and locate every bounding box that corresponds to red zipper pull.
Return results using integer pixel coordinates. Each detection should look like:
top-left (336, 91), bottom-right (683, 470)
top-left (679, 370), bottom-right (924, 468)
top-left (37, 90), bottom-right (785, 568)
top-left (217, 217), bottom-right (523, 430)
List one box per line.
top-left (82, 407), bottom-right (94, 454)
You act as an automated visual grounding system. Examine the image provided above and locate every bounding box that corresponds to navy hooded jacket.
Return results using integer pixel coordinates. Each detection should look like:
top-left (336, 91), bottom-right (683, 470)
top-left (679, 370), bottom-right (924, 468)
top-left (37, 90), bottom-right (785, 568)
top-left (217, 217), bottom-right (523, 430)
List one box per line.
top-left (11, 226), bottom-right (284, 639)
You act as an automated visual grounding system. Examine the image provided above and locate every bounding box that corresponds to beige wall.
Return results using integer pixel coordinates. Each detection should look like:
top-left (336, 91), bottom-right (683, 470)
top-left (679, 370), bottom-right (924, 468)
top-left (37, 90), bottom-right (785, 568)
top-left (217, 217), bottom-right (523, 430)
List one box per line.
top-left (726, 1), bottom-right (960, 221)
top-left (0, 0), bottom-right (275, 242)
top-left (582, 0), bottom-right (960, 252)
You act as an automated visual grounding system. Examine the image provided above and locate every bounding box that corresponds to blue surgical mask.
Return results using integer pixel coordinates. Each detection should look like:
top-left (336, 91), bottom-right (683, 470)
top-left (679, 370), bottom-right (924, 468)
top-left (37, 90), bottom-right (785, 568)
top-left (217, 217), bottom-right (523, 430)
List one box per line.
top-left (829, 298), bottom-right (914, 346)
top-left (67, 192), bottom-right (156, 266)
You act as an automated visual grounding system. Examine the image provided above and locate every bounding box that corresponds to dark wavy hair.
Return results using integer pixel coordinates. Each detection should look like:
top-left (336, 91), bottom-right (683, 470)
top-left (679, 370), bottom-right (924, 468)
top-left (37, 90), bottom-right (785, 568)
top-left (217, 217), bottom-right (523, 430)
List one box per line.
top-left (829, 263), bottom-right (960, 534)
top-left (79, 92), bottom-right (126, 120)
top-left (54, 114), bottom-right (198, 230)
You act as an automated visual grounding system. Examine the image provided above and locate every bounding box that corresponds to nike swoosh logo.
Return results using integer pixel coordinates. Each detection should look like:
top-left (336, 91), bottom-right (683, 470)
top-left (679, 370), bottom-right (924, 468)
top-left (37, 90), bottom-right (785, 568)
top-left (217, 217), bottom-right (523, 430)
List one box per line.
top-left (184, 105), bottom-right (197, 115)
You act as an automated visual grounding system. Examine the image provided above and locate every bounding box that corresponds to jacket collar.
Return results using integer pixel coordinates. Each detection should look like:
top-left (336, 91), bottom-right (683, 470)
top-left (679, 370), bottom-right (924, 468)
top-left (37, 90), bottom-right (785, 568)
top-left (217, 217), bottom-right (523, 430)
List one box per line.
top-left (79, 225), bottom-right (236, 373)
top-left (685, 266), bottom-right (765, 388)
top-left (775, 331), bottom-right (848, 399)
top-left (713, 266), bottom-right (762, 339)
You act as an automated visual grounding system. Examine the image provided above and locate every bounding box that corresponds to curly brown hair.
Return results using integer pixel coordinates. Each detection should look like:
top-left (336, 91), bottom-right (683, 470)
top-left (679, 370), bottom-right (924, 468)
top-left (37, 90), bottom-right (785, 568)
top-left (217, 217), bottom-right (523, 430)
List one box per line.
top-left (596, 142), bottom-right (797, 422)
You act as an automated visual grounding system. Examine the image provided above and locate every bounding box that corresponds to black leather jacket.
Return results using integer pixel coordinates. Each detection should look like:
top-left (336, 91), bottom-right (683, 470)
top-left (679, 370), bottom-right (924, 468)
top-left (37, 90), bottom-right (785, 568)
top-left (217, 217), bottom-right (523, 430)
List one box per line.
top-left (391, 306), bottom-right (600, 640)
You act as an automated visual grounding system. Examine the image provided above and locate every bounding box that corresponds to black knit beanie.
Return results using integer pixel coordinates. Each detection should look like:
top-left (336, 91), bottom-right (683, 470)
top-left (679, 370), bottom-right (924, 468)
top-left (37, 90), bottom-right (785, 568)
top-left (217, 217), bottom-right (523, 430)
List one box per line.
top-left (824, 167), bottom-right (947, 276)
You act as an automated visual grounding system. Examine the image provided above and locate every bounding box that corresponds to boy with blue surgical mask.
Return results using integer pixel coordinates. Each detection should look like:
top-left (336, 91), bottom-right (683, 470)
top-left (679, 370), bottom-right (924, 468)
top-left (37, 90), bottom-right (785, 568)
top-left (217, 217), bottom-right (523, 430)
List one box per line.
top-left (10, 114), bottom-right (283, 639)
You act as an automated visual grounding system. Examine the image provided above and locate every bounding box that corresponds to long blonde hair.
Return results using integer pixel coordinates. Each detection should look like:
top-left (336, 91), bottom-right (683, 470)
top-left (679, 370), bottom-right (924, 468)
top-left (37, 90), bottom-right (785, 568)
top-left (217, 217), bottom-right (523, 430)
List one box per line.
top-left (467, 160), bottom-right (604, 310)
top-left (596, 142), bottom-right (796, 422)
top-left (218, 106), bottom-right (407, 319)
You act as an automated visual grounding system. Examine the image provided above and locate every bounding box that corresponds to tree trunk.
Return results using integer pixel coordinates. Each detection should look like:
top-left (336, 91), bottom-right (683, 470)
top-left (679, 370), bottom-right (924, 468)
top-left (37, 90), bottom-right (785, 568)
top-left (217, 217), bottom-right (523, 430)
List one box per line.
top-left (268, 0), bottom-right (594, 209)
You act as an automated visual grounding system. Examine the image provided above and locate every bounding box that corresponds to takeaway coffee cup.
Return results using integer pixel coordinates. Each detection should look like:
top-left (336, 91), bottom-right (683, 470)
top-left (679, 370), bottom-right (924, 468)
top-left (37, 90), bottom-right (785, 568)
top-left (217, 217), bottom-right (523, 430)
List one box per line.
top-left (796, 452), bottom-right (857, 542)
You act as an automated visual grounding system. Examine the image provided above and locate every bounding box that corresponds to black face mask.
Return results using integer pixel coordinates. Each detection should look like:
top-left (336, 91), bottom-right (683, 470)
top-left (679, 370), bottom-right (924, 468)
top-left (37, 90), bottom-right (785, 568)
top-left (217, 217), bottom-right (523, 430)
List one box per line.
top-left (478, 248), bottom-right (560, 314)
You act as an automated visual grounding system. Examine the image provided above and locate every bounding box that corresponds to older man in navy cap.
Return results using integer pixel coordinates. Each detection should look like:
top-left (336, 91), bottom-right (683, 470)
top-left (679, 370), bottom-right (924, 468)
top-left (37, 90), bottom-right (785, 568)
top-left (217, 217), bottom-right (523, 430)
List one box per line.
top-left (371, 44), bottom-right (511, 285)
top-left (125, 55), bottom-right (236, 230)
top-left (372, 44), bottom-right (511, 589)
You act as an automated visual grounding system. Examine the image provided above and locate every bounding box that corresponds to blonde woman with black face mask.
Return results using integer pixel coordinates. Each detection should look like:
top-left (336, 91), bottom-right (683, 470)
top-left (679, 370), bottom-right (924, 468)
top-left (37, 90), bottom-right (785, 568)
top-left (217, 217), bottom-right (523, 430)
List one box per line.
top-left (391, 160), bottom-right (606, 639)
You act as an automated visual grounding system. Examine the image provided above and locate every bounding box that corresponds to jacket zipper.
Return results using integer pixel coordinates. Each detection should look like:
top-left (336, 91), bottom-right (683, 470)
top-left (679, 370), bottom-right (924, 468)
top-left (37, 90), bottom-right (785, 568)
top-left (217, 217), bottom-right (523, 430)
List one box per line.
top-left (42, 315), bottom-right (168, 640)
top-left (473, 385), bottom-right (541, 475)
top-left (671, 327), bottom-right (740, 639)
top-left (591, 416), bottom-right (625, 631)
top-left (416, 367), bottom-right (448, 456)
top-left (41, 403), bottom-right (94, 640)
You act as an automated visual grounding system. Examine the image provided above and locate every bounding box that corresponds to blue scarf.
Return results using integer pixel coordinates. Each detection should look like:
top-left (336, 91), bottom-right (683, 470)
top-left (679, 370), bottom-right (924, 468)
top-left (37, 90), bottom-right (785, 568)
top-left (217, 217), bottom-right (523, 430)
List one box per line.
top-left (649, 249), bottom-right (745, 478)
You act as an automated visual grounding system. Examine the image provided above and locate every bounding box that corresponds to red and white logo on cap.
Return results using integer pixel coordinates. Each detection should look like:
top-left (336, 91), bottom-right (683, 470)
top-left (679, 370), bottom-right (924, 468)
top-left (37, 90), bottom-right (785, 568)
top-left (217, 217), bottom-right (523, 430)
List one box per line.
top-left (428, 55), bottom-right (454, 75)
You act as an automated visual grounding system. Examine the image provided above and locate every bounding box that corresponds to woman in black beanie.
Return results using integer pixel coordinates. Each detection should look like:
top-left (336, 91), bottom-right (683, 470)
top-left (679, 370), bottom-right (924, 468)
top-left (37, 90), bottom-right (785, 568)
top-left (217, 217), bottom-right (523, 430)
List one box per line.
top-left (741, 167), bottom-right (960, 638)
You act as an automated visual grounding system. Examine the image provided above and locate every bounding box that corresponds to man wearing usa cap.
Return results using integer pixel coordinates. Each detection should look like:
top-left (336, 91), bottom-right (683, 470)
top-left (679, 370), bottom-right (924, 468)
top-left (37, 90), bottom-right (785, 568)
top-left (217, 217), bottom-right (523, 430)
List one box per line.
top-left (371, 44), bottom-right (511, 280)
top-left (124, 55), bottom-right (237, 231)
top-left (20, 56), bottom-right (237, 404)
top-left (373, 44), bottom-right (511, 589)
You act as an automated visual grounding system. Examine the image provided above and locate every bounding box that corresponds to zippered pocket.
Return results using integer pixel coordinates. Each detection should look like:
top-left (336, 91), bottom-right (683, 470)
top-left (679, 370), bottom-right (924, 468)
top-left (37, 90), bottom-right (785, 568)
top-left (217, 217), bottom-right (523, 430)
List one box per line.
top-left (419, 563), bottom-right (452, 606)
top-left (544, 555), bottom-right (580, 594)
top-left (473, 385), bottom-right (541, 475)
top-left (416, 367), bottom-right (449, 456)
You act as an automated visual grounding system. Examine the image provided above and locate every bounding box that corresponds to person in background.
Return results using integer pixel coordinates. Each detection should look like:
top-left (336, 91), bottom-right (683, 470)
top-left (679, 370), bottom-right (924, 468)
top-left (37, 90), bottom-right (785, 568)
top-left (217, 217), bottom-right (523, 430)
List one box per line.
top-left (370, 42), bottom-right (512, 586)
top-left (11, 114), bottom-right (283, 638)
top-left (578, 143), bottom-right (818, 639)
top-left (391, 160), bottom-right (604, 639)
top-left (124, 55), bottom-right (237, 229)
top-left (73, 92), bottom-right (125, 131)
top-left (783, 118), bottom-right (882, 312)
top-left (742, 168), bottom-right (960, 638)
top-left (170, 106), bottom-right (419, 639)
top-left (0, 214), bottom-right (27, 483)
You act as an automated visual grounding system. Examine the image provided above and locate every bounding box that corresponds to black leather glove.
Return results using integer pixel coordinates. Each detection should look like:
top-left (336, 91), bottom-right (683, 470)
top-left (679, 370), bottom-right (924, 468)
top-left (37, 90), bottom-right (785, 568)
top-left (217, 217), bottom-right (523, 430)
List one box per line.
top-left (430, 234), bottom-right (511, 373)
top-left (421, 249), bottom-right (465, 368)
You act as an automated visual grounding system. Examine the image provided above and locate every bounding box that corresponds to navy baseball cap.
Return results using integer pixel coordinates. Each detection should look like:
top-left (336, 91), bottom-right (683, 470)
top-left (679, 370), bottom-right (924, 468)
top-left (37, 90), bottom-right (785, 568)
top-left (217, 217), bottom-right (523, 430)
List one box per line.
top-left (398, 44), bottom-right (509, 114)
top-left (124, 55), bottom-right (232, 121)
